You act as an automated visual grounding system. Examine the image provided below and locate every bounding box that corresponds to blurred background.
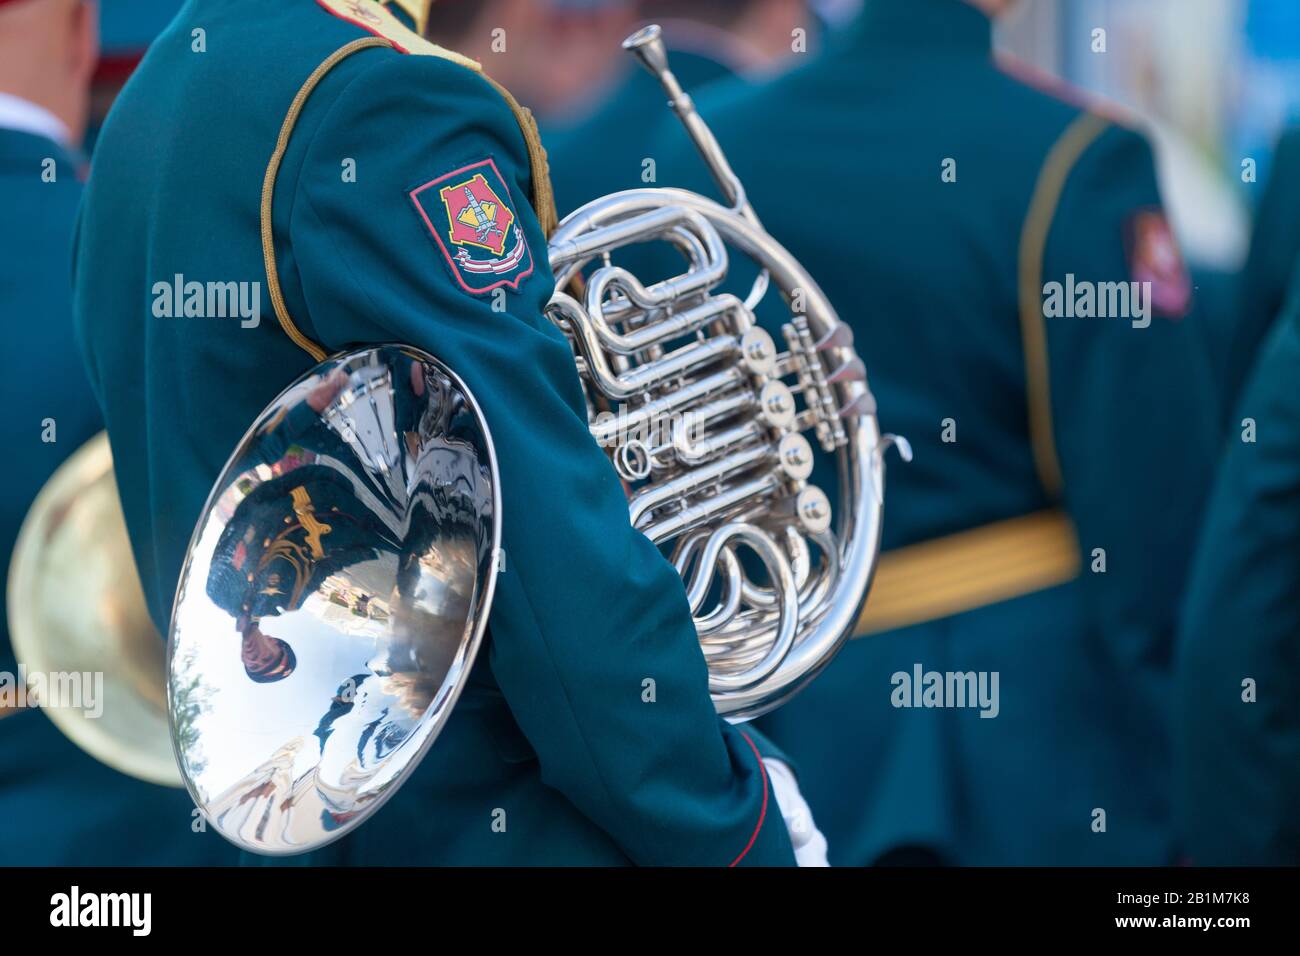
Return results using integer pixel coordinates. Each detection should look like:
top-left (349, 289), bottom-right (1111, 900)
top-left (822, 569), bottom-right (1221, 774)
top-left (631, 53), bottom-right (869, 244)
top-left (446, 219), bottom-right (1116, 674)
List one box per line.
top-left (81, 0), bottom-right (1300, 300)
top-left (86, 0), bottom-right (1300, 273)
top-left (1001, 0), bottom-right (1300, 277)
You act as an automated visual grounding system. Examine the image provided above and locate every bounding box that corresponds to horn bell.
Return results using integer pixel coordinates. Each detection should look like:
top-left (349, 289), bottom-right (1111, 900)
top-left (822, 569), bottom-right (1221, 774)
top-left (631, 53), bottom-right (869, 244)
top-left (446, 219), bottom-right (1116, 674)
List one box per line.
top-left (7, 431), bottom-right (182, 787)
top-left (168, 345), bottom-right (501, 855)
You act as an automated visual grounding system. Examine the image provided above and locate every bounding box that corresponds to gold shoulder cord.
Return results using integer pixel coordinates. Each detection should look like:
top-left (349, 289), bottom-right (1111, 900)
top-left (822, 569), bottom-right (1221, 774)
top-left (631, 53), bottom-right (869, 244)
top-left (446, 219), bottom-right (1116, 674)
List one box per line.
top-left (1016, 111), bottom-right (1110, 500)
top-left (261, 36), bottom-right (390, 363)
top-left (486, 74), bottom-right (558, 237)
top-left (263, 0), bottom-right (559, 363)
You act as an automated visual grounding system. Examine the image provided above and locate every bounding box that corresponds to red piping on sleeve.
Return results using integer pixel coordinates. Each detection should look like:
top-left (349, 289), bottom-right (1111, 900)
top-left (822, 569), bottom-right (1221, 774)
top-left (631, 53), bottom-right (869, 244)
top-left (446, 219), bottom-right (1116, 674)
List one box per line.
top-left (728, 731), bottom-right (770, 867)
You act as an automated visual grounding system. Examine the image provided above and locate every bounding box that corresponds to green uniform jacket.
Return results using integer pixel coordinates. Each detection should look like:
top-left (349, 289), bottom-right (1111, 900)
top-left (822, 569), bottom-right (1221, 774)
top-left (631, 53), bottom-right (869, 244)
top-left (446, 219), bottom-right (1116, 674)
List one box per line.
top-left (73, 0), bottom-right (793, 866)
top-left (0, 127), bottom-right (234, 865)
top-left (1175, 269), bottom-right (1300, 865)
top-left (642, 0), bottom-right (1220, 864)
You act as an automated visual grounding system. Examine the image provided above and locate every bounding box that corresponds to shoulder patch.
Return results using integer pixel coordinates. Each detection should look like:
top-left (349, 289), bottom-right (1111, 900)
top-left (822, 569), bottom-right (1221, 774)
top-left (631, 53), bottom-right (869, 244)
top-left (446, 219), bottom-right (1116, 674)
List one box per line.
top-left (1126, 208), bottom-right (1191, 318)
top-left (409, 158), bottom-right (534, 295)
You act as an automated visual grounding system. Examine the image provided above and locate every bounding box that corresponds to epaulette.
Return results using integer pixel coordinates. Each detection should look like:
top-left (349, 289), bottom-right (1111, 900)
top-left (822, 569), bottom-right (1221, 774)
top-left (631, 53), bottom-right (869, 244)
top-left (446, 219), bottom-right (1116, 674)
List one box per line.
top-left (317, 0), bottom-right (478, 66)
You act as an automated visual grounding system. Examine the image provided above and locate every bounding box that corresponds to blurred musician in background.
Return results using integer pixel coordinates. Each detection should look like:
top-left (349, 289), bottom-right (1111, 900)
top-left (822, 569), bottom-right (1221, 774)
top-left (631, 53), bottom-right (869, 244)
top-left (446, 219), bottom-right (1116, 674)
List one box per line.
top-left (423, 0), bottom-right (638, 125)
top-left (1173, 116), bottom-right (1300, 871)
top-left (0, 0), bottom-right (233, 866)
top-left (637, 0), bottom-right (1221, 865)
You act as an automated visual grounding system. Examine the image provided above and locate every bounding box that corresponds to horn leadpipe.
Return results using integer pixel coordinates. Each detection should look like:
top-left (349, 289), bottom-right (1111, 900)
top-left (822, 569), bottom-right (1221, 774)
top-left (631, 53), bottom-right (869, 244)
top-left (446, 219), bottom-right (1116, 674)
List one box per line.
top-left (623, 25), bottom-right (760, 227)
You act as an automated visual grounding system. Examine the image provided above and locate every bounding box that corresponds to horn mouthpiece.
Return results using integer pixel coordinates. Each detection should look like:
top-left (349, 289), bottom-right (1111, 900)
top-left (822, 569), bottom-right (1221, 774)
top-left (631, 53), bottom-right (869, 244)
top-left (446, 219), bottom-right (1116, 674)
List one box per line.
top-left (623, 24), bottom-right (670, 78)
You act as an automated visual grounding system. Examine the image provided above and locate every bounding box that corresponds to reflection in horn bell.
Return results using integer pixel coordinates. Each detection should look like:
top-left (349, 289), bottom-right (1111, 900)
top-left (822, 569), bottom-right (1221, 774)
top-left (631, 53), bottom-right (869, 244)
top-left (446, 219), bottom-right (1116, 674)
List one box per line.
top-left (7, 431), bottom-right (182, 787)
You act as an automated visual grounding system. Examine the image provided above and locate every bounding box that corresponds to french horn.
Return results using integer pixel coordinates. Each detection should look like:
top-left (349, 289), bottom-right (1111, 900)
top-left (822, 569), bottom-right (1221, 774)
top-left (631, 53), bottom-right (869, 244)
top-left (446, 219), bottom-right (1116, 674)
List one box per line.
top-left (547, 25), bottom-right (906, 717)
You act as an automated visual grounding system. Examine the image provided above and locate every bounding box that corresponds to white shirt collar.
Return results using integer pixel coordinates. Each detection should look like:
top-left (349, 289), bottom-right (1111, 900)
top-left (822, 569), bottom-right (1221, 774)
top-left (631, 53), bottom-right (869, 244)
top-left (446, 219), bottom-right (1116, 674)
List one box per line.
top-left (0, 92), bottom-right (72, 149)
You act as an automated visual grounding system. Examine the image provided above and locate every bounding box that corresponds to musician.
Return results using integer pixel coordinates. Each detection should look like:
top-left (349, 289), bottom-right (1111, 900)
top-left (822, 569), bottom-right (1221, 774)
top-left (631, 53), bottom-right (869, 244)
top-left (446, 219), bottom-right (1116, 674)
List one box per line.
top-left (0, 0), bottom-right (233, 866)
top-left (643, 0), bottom-right (1221, 864)
top-left (1174, 268), bottom-right (1300, 865)
top-left (72, 0), bottom-right (822, 865)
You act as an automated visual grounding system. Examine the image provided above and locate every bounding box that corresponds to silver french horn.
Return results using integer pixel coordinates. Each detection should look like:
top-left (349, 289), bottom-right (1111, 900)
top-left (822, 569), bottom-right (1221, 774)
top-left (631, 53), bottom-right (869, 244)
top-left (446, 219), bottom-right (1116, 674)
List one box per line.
top-left (547, 25), bottom-right (906, 718)
top-left (6, 26), bottom-right (902, 855)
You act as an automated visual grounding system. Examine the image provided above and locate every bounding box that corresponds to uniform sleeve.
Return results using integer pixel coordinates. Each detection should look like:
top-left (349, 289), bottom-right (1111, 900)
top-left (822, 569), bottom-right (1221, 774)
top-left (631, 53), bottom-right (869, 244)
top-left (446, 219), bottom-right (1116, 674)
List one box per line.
top-left (1033, 122), bottom-right (1220, 656)
top-left (280, 52), bottom-right (793, 866)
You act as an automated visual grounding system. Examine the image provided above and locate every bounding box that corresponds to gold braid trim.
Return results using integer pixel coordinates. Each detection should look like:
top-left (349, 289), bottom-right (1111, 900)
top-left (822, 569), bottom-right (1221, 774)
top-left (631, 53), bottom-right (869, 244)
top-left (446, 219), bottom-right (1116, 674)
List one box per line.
top-left (261, 36), bottom-right (392, 362)
top-left (1016, 112), bottom-right (1110, 500)
top-left (484, 75), bottom-right (558, 236)
top-left (266, 4), bottom-right (560, 360)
